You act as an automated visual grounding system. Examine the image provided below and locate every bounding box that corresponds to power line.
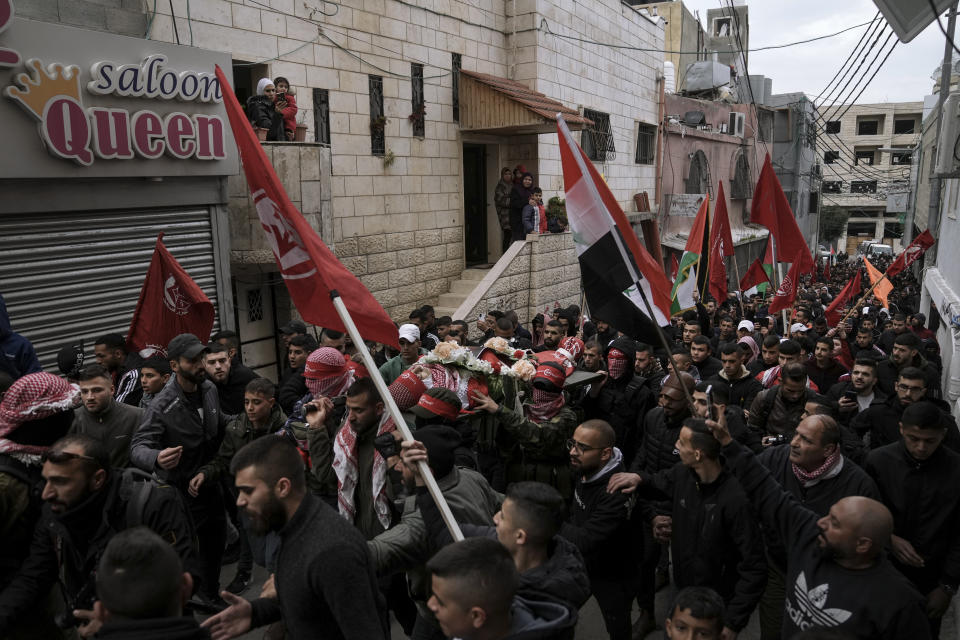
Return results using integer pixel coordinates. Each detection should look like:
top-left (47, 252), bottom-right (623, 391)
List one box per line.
top-left (813, 12), bottom-right (882, 105)
top-left (928, 0), bottom-right (960, 56)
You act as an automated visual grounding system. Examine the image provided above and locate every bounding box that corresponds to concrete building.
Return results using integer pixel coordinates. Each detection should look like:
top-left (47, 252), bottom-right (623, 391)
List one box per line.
top-left (632, 1), bottom-right (706, 92)
top-left (705, 2), bottom-right (748, 72)
top-left (7, 0), bottom-right (666, 377)
top-left (817, 101), bottom-right (923, 255)
top-left (767, 92), bottom-right (820, 248)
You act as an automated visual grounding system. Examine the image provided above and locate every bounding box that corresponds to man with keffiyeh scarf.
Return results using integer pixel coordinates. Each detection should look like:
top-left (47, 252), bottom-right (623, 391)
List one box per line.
top-left (470, 360), bottom-right (579, 499)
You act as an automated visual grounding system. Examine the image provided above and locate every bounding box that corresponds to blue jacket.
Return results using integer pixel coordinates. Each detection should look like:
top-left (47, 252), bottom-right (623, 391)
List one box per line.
top-left (0, 295), bottom-right (41, 379)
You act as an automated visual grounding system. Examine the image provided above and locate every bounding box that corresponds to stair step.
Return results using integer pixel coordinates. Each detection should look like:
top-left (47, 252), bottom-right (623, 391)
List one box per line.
top-left (434, 306), bottom-right (458, 318)
top-left (449, 280), bottom-right (477, 294)
top-left (460, 268), bottom-right (489, 281)
top-left (438, 292), bottom-right (467, 308)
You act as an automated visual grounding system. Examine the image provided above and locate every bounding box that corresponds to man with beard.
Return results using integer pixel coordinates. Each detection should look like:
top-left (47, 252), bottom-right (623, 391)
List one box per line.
top-left (706, 343), bottom-right (762, 409)
top-left (581, 338), bottom-right (654, 465)
top-left (621, 418), bottom-right (767, 638)
top-left (204, 343), bottom-right (260, 417)
top-left (707, 416), bottom-right (930, 639)
top-left (876, 333), bottom-right (942, 400)
top-left (202, 436), bottom-right (387, 640)
top-left (533, 320), bottom-right (564, 353)
top-left (131, 333), bottom-right (229, 609)
top-left (826, 358), bottom-right (886, 428)
top-left (368, 424), bottom-right (501, 640)
top-left (749, 363), bottom-right (826, 441)
top-left (581, 340), bottom-right (603, 373)
top-left (852, 367), bottom-right (959, 451)
top-left (751, 415), bottom-right (879, 639)
top-left (850, 325), bottom-right (886, 359)
top-left (70, 364), bottom-right (142, 468)
top-left (634, 342), bottom-right (666, 393)
top-left (711, 315), bottom-right (737, 353)
top-left (472, 362), bottom-right (578, 499)
top-left (0, 434), bottom-right (196, 637)
top-left (877, 313), bottom-right (910, 355)
top-left (866, 402), bottom-right (960, 639)
top-left (560, 420), bottom-right (634, 640)
top-left (93, 333), bottom-right (142, 407)
top-left (806, 338), bottom-right (848, 393)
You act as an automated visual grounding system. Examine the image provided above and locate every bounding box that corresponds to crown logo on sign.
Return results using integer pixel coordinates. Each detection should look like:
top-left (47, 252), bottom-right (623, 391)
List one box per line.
top-left (4, 58), bottom-right (83, 120)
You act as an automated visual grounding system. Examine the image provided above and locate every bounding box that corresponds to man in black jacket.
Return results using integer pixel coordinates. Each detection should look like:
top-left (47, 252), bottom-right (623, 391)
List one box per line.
top-left (706, 343), bottom-right (762, 409)
top-left (707, 416), bottom-right (930, 639)
top-left (851, 367), bottom-right (959, 451)
top-left (753, 415), bottom-right (879, 639)
top-left (806, 337), bottom-right (848, 393)
top-left (131, 333), bottom-right (228, 607)
top-left (0, 435), bottom-right (196, 637)
top-left (580, 338), bottom-right (654, 465)
top-left (630, 418), bottom-right (767, 636)
top-left (747, 335), bottom-right (780, 377)
top-left (876, 332), bottom-right (942, 400)
top-left (748, 364), bottom-right (825, 440)
top-left (560, 419), bottom-right (634, 640)
top-left (203, 436), bottom-right (387, 640)
top-left (865, 401), bottom-right (960, 638)
top-left (204, 343), bottom-right (260, 417)
top-left (690, 336), bottom-right (722, 380)
top-left (826, 357), bottom-right (886, 427)
top-left (92, 527), bottom-right (206, 640)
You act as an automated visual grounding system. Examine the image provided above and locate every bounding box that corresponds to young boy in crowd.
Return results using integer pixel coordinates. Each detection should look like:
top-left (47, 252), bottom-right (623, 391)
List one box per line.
top-left (139, 356), bottom-right (172, 410)
top-left (665, 587), bottom-right (726, 640)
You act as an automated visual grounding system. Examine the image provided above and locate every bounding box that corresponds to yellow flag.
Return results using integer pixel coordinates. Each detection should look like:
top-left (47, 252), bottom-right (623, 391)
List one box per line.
top-left (863, 257), bottom-right (892, 309)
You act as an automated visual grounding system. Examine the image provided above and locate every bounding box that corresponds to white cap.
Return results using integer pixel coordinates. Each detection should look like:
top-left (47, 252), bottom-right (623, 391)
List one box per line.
top-left (790, 323), bottom-right (807, 333)
top-left (737, 320), bottom-right (755, 332)
top-left (398, 323), bottom-right (420, 343)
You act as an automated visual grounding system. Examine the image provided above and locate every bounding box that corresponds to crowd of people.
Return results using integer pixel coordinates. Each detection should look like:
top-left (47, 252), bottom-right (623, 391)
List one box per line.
top-left (494, 165), bottom-right (568, 252)
top-left (0, 250), bottom-right (956, 640)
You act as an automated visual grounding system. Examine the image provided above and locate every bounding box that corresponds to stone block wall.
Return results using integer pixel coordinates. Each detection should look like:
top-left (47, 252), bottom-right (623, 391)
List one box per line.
top-left (228, 142), bottom-right (333, 265)
top-left (458, 232), bottom-right (581, 342)
top-left (18, 0), bottom-right (147, 37)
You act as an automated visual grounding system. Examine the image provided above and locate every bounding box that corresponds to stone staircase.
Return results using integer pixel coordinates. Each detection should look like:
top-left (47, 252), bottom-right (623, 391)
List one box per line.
top-left (434, 267), bottom-right (491, 318)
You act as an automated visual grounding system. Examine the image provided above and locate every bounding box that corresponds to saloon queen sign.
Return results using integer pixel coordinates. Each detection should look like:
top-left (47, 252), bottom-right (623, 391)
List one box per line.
top-left (0, 0), bottom-right (236, 178)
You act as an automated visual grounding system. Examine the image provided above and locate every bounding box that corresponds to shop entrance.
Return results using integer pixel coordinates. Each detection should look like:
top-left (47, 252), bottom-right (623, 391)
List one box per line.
top-left (463, 144), bottom-right (488, 266)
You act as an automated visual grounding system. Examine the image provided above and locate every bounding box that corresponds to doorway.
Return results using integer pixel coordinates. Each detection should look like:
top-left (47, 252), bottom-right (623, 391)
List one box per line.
top-left (463, 144), bottom-right (488, 266)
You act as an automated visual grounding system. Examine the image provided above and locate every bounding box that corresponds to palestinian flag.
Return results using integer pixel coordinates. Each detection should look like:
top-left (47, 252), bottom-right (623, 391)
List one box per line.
top-left (670, 195), bottom-right (711, 314)
top-left (742, 237), bottom-right (774, 297)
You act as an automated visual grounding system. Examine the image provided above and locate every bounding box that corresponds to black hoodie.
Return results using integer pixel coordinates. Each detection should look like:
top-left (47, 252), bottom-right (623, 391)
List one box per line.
top-left (503, 596), bottom-right (578, 640)
top-left (95, 617), bottom-right (209, 640)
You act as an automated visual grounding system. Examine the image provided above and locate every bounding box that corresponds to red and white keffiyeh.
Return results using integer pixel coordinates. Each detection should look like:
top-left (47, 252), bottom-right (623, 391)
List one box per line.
top-left (304, 347), bottom-right (355, 398)
top-left (527, 388), bottom-right (565, 422)
top-left (423, 363), bottom-right (488, 412)
top-left (332, 412), bottom-right (395, 529)
top-left (0, 373), bottom-right (80, 456)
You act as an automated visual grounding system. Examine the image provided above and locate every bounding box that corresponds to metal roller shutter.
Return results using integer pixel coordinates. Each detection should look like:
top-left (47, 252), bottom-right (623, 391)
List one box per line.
top-left (0, 207), bottom-right (220, 372)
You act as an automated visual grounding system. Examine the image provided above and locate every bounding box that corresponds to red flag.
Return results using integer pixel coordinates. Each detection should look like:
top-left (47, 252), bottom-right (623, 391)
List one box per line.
top-left (670, 253), bottom-right (679, 281)
top-left (739, 256), bottom-right (771, 292)
top-left (557, 116), bottom-right (672, 339)
top-left (768, 253), bottom-right (803, 314)
top-left (823, 256), bottom-right (831, 282)
top-left (215, 66), bottom-right (398, 348)
top-left (887, 230), bottom-right (935, 278)
top-left (750, 154), bottom-right (814, 271)
top-left (709, 181), bottom-right (735, 303)
top-left (825, 268), bottom-right (861, 326)
top-left (127, 235), bottom-right (215, 355)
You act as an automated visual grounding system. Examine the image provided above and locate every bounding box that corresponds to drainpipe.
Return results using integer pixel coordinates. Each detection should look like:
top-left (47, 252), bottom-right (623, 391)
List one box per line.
top-left (655, 72), bottom-right (665, 206)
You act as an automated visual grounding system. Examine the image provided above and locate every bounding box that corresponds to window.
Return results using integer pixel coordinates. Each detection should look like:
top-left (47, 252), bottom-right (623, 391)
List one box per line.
top-left (313, 88), bottom-right (330, 145)
top-left (731, 152), bottom-right (752, 199)
top-left (850, 180), bottom-right (878, 194)
top-left (891, 151), bottom-right (913, 165)
top-left (247, 289), bottom-right (263, 322)
top-left (582, 109), bottom-right (615, 162)
top-left (825, 121), bottom-right (841, 134)
top-left (823, 181), bottom-right (842, 193)
top-left (635, 123), bottom-right (656, 164)
top-left (894, 118), bottom-right (916, 134)
top-left (713, 17), bottom-right (732, 37)
top-left (411, 63), bottom-right (425, 138)
top-left (369, 75), bottom-right (384, 156)
top-left (808, 192), bottom-right (820, 214)
top-left (854, 149), bottom-right (875, 166)
top-left (758, 110), bottom-right (774, 143)
top-left (824, 150), bottom-right (840, 164)
top-left (452, 53), bottom-right (461, 123)
top-left (857, 119), bottom-right (879, 135)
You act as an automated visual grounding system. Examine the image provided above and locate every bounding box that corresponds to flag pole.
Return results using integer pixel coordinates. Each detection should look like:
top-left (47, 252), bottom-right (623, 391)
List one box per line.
top-left (730, 252), bottom-right (745, 318)
top-left (330, 291), bottom-right (464, 542)
top-left (838, 269), bottom-right (889, 327)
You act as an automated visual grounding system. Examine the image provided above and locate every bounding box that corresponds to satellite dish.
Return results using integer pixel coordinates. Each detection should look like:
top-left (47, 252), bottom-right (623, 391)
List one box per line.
top-left (872, 0), bottom-right (955, 43)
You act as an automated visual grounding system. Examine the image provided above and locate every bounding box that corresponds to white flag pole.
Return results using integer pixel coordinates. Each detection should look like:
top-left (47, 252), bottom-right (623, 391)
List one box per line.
top-left (330, 292), bottom-right (464, 542)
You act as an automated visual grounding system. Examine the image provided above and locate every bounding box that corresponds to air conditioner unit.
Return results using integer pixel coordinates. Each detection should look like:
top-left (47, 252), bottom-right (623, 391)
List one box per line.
top-left (935, 93), bottom-right (960, 177)
top-left (728, 112), bottom-right (745, 138)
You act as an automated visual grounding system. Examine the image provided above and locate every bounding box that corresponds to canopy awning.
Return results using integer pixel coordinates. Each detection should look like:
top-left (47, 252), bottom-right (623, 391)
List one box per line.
top-left (458, 70), bottom-right (592, 135)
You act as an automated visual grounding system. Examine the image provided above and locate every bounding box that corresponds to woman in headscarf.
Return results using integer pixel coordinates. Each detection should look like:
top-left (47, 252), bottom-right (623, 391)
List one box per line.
top-left (737, 335), bottom-right (760, 364)
top-left (508, 172), bottom-right (535, 242)
top-left (245, 78), bottom-right (285, 141)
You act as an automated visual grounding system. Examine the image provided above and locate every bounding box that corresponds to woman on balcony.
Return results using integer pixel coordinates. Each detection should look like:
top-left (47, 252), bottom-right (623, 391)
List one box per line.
top-left (245, 78), bottom-right (285, 142)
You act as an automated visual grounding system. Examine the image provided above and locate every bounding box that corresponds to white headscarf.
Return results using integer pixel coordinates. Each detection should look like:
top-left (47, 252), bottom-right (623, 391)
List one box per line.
top-left (256, 78), bottom-right (274, 96)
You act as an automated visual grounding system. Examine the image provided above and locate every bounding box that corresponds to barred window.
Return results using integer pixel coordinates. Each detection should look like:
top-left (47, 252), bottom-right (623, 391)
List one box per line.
top-left (411, 63), bottom-right (425, 138)
top-left (635, 123), bottom-right (656, 164)
top-left (850, 180), bottom-right (877, 194)
top-left (313, 88), bottom-right (330, 145)
top-left (582, 109), bottom-right (615, 162)
top-left (731, 152), bottom-right (752, 199)
top-left (452, 53), bottom-right (461, 123)
top-left (369, 75), bottom-right (384, 156)
top-left (823, 181), bottom-right (842, 193)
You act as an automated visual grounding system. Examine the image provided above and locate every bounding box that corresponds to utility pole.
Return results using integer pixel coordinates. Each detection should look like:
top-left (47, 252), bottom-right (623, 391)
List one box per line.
top-left (925, 2), bottom-right (958, 266)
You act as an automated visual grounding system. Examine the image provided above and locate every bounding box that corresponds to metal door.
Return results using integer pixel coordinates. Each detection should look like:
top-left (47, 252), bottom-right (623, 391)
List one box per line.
top-left (463, 145), bottom-right (488, 265)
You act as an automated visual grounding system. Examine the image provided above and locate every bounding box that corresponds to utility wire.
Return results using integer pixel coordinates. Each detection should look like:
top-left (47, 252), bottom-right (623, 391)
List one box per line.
top-left (813, 12), bottom-right (882, 105)
top-left (928, 0), bottom-right (960, 56)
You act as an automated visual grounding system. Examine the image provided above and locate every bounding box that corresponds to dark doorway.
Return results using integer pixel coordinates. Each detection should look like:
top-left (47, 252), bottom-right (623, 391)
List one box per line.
top-left (463, 144), bottom-right (488, 265)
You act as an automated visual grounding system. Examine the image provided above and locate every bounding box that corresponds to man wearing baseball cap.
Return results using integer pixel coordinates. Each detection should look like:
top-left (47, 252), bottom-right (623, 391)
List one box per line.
top-left (379, 324), bottom-right (426, 385)
top-left (471, 361), bottom-right (578, 498)
top-left (131, 333), bottom-right (229, 610)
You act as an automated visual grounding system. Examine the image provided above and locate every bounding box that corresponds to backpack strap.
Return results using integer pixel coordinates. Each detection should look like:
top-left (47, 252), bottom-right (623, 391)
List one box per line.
top-left (119, 467), bottom-right (157, 529)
